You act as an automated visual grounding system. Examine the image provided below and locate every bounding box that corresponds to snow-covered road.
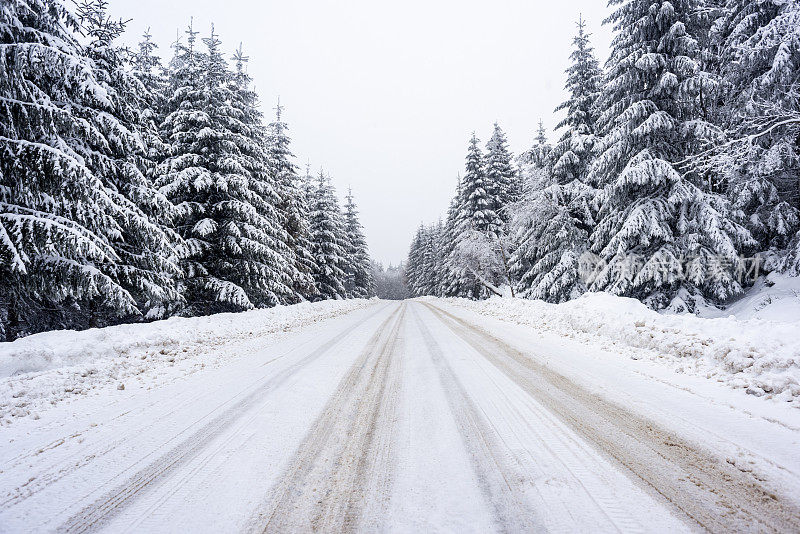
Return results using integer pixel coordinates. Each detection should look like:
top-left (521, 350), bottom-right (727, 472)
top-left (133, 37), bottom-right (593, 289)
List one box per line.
top-left (2, 300), bottom-right (799, 533)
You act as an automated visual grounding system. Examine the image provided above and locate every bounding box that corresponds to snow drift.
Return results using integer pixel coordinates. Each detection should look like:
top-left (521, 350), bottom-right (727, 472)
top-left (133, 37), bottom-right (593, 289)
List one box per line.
top-left (0, 300), bottom-right (375, 424)
top-left (0, 300), bottom-right (373, 378)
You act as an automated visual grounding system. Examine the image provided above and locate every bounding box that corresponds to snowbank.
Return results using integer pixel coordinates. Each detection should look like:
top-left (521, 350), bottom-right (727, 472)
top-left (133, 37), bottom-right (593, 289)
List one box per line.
top-left (0, 299), bottom-right (375, 424)
top-left (435, 293), bottom-right (800, 404)
top-left (0, 300), bottom-right (374, 377)
top-left (697, 272), bottom-right (800, 322)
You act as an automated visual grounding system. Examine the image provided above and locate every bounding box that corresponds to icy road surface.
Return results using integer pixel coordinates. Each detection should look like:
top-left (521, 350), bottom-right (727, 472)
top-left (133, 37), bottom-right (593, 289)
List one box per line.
top-left (2, 300), bottom-right (800, 533)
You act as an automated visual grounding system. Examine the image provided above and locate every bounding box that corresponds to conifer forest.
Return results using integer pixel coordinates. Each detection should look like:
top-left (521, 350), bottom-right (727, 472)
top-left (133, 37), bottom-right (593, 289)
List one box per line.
top-left (406, 2), bottom-right (799, 313)
top-left (0, 0), bottom-right (375, 340)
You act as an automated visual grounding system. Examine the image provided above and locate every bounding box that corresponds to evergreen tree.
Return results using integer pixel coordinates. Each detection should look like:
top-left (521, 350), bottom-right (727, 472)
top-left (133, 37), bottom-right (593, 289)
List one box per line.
top-left (440, 176), bottom-right (467, 297)
top-left (508, 171), bottom-right (594, 302)
top-left (309, 172), bottom-right (347, 299)
top-left (508, 16), bottom-right (601, 303)
top-left (552, 16), bottom-right (603, 186)
top-left (342, 189), bottom-right (375, 298)
top-left (406, 223), bottom-right (443, 297)
top-left (485, 123), bottom-right (519, 213)
top-left (709, 0), bottom-right (800, 269)
top-left (158, 24), bottom-right (291, 313)
top-left (131, 27), bottom-right (170, 164)
top-left (267, 100), bottom-right (318, 301)
top-left (132, 27), bottom-right (164, 97)
top-left (77, 0), bottom-right (183, 320)
top-left (588, 0), bottom-right (753, 310)
top-left (421, 224), bottom-right (440, 295)
top-left (430, 219), bottom-right (448, 296)
top-left (227, 46), bottom-right (295, 305)
top-left (449, 133), bottom-right (509, 298)
top-left (405, 224), bottom-right (426, 297)
top-left (0, 0), bottom-right (179, 338)
top-left (522, 120), bottom-right (553, 170)
top-left (459, 133), bottom-right (502, 238)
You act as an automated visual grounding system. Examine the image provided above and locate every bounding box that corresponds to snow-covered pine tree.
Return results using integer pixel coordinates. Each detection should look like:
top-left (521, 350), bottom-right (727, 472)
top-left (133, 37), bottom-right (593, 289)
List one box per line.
top-left (450, 133), bottom-right (507, 298)
top-left (308, 172), bottom-right (347, 300)
top-left (588, 0), bottom-right (753, 310)
top-left (551, 15), bottom-right (603, 186)
top-left (266, 100), bottom-right (318, 301)
top-left (508, 16), bottom-right (601, 303)
top-left (521, 120), bottom-right (553, 170)
top-left (430, 218), bottom-right (448, 296)
top-left (709, 0), bottom-right (800, 271)
top-left (227, 45), bottom-right (295, 306)
top-left (132, 28), bottom-right (163, 99)
top-left (158, 24), bottom-right (291, 313)
top-left (76, 0), bottom-right (183, 321)
top-left (440, 175), bottom-right (467, 297)
top-left (131, 27), bottom-right (170, 164)
top-left (342, 189), bottom-right (375, 298)
top-left (459, 133), bottom-right (502, 238)
top-left (0, 0), bottom-right (181, 338)
top-left (508, 169), bottom-right (594, 302)
top-left (1, 0), bottom-right (131, 337)
top-left (419, 224), bottom-right (441, 296)
top-left (404, 224), bottom-right (426, 297)
top-left (485, 123), bottom-right (519, 212)
top-left (405, 222), bottom-right (442, 297)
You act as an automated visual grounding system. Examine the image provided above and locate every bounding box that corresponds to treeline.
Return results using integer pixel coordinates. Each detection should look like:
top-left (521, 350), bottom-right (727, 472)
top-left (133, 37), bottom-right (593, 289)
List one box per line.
top-left (371, 262), bottom-right (409, 300)
top-left (407, 1), bottom-right (799, 312)
top-left (0, 0), bottom-right (374, 340)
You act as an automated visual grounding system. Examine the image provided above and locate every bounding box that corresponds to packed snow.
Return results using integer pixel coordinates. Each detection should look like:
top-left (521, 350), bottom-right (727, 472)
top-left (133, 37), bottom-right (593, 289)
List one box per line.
top-left (2, 300), bottom-right (799, 532)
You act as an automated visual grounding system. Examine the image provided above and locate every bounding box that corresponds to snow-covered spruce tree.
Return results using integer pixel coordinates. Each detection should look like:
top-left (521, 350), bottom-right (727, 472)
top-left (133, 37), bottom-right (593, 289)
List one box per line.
top-left (520, 120), bottom-right (553, 170)
top-left (405, 223), bottom-right (441, 297)
top-left (131, 27), bottom-right (170, 164)
top-left (158, 25), bottom-right (291, 314)
top-left (709, 0), bottom-right (800, 271)
top-left (459, 133), bottom-right (502, 238)
top-left (76, 0), bottom-right (183, 321)
top-left (227, 45), bottom-right (294, 305)
top-left (485, 123), bottom-right (519, 211)
top-left (404, 224), bottom-right (426, 297)
top-left (266, 100), bottom-right (318, 301)
top-left (440, 175), bottom-right (468, 297)
top-left (450, 133), bottom-right (509, 298)
top-left (132, 28), bottom-right (164, 103)
top-left (343, 189), bottom-right (375, 298)
top-left (508, 168), bottom-right (594, 302)
top-left (308, 172), bottom-right (347, 300)
top-left (0, 0), bottom-right (180, 338)
top-left (420, 223), bottom-right (442, 296)
top-left (551, 16), bottom-right (603, 186)
top-left (508, 17), bottom-right (601, 303)
top-left (588, 0), bottom-right (753, 310)
top-left (430, 218), bottom-right (448, 296)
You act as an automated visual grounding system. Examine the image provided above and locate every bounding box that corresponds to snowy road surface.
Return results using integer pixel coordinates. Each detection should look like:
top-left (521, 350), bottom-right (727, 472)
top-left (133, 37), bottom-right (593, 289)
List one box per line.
top-left (2, 300), bottom-right (800, 533)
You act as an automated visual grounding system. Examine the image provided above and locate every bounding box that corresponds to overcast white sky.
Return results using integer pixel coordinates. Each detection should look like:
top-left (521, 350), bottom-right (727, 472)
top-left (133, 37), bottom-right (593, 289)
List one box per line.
top-left (111, 0), bottom-right (615, 266)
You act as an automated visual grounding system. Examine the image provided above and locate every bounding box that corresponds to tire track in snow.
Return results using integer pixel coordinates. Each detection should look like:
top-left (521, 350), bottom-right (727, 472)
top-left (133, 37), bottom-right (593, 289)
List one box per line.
top-left (54, 304), bottom-right (390, 534)
top-left (423, 301), bottom-right (800, 533)
top-left (248, 303), bottom-right (405, 533)
top-left (411, 305), bottom-right (545, 533)
top-left (2, 305), bottom-right (389, 514)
